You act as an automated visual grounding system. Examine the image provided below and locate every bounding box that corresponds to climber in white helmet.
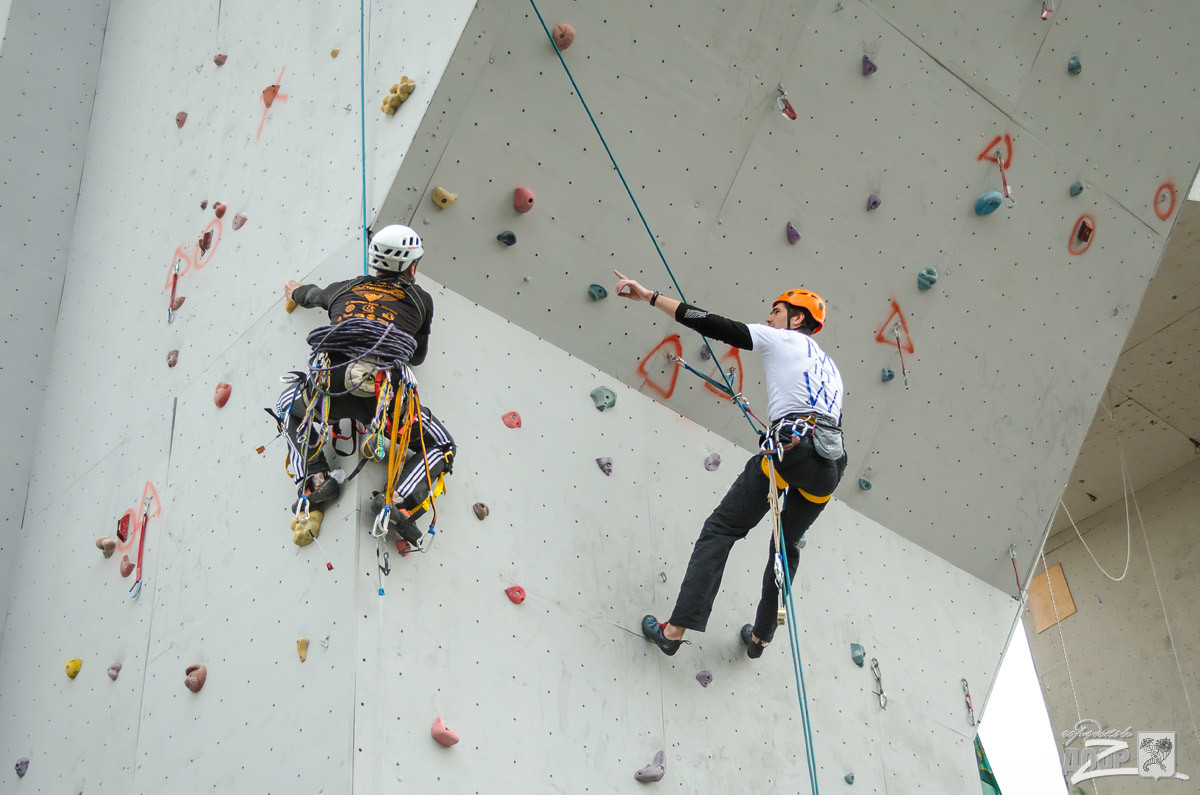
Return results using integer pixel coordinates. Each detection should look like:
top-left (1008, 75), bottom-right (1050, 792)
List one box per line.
top-left (274, 225), bottom-right (456, 546)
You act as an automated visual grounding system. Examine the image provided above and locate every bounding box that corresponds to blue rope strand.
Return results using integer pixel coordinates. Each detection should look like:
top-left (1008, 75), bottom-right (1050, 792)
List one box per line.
top-left (528, 0), bottom-right (759, 436)
top-left (359, 0), bottom-right (369, 275)
top-left (780, 540), bottom-right (821, 794)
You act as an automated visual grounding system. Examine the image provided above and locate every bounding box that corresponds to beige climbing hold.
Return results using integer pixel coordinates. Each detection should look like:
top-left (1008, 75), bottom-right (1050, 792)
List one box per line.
top-left (552, 23), bottom-right (576, 50)
top-left (331, 48), bottom-right (340, 58)
top-left (432, 187), bottom-right (458, 209)
top-left (291, 510), bottom-right (324, 546)
top-left (65, 658), bottom-right (82, 679)
top-left (381, 76), bottom-right (416, 116)
top-left (472, 502), bottom-right (489, 520)
top-left (185, 664), bottom-right (207, 693)
top-left (297, 637), bottom-right (309, 662)
top-left (96, 536), bottom-right (117, 558)
top-left (120, 555), bottom-right (134, 577)
top-left (387, 93), bottom-right (403, 109)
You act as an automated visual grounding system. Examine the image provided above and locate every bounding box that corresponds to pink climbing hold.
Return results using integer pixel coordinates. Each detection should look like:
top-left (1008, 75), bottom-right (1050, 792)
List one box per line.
top-left (704, 453), bottom-right (721, 472)
top-left (552, 23), bottom-right (575, 50)
top-left (107, 662), bottom-right (122, 681)
top-left (213, 202), bottom-right (227, 219)
top-left (172, 296), bottom-right (186, 311)
top-left (15, 758), bottom-right (29, 778)
top-left (501, 411), bottom-right (522, 429)
top-left (696, 670), bottom-right (713, 687)
top-left (232, 213), bottom-right (247, 230)
top-left (175, 111), bottom-right (188, 129)
top-left (214, 382), bottom-right (232, 408)
top-left (431, 716), bottom-right (460, 747)
top-left (505, 585), bottom-right (526, 604)
top-left (120, 555), bottom-right (134, 577)
top-left (786, 221), bottom-right (801, 245)
top-left (213, 53), bottom-right (228, 66)
top-left (596, 457), bottom-right (613, 476)
top-left (96, 536), bottom-right (117, 558)
top-left (184, 664), bottom-right (207, 693)
top-left (635, 750), bottom-right (666, 783)
top-left (167, 350), bottom-right (179, 368)
top-left (513, 187), bottom-right (535, 213)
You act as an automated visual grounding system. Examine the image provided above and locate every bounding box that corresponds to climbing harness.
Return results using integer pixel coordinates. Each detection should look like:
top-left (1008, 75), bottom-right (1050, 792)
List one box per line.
top-left (129, 495), bottom-right (153, 599)
top-left (870, 658), bottom-right (888, 709)
top-left (761, 439), bottom-right (820, 795)
top-left (529, 0), bottom-right (758, 436)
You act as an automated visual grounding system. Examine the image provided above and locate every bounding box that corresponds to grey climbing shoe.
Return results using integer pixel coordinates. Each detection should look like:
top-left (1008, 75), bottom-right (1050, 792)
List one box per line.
top-left (740, 624), bottom-right (767, 659)
top-left (641, 615), bottom-right (686, 656)
top-left (369, 492), bottom-right (423, 545)
top-left (291, 473), bottom-right (340, 511)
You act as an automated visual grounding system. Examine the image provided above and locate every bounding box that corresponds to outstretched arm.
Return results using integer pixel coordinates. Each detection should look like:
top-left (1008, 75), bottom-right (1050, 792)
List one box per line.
top-left (613, 270), bottom-right (753, 350)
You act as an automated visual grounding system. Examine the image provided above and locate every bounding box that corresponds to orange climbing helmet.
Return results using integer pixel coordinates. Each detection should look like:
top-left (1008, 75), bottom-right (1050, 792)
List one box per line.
top-left (773, 289), bottom-right (826, 333)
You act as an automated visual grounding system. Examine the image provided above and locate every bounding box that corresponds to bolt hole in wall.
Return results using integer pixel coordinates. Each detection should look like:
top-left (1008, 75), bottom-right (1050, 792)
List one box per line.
top-left (979, 625), bottom-right (1068, 794)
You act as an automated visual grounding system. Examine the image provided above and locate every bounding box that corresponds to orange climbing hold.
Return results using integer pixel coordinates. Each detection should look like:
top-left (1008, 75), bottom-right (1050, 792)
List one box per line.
top-left (552, 23), bottom-right (575, 50)
top-left (513, 187), bottom-right (535, 213)
top-left (214, 382), bottom-right (232, 408)
top-left (184, 664), bottom-right (207, 693)
top-left (431, 716), bottom-right (460, 747)
top-left (175, 112), bottom-right (187, 128)
top-left (262, 84), bottom-right (280, 108)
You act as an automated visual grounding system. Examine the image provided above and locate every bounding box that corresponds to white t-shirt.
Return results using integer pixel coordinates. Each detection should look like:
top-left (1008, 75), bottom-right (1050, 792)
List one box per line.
top-left (747, 324), bottom-right (843, 424)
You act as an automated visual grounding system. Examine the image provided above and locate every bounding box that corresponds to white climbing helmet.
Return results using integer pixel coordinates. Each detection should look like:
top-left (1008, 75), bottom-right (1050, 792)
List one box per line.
top-left (368, 224), bottom-right (424, 273)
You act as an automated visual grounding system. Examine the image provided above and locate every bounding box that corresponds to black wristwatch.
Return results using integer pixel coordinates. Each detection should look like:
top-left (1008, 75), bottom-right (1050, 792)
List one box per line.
top-left (650, 290), bottom-right (660, 307)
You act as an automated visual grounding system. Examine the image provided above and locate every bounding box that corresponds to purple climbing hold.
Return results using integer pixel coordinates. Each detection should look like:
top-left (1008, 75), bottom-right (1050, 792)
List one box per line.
top-left (698, 347), bottom-right (711, 361)
top-left (15, 758), bottom-right (29, 778)
top-left (866, 193), bottom-right (882, 211)
top-left (696, 670), bottom-right (713, 687)
top-left (785, 221), bottom-right (801, 245)
top-left (596, 457), bottom-right (613, 476)
top-left (635, 750), bottom-right (666, 783)
top-left (862, 55), bottom-right (877, 76)
top-left (704, 453), bottom-right (721, 471)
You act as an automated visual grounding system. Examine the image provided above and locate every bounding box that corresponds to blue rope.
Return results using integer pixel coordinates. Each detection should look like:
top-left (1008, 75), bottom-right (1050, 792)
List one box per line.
top-left (359, 0), bottom-right (369, 275)
top-left (780, 540), bottom-right (821, 794)
top-left (676, 357), bottom-right (734, 396)
top-left (528, 0), bottom-right (759, 437)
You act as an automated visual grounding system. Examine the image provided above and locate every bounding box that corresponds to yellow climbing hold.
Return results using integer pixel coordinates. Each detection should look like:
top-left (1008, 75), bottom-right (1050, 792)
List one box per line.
top-left (330, 48), bottom-right (340, 58)
top-left (65, 658), bottom-right (82, 679)
top-left (291, 510), bottom-right (324, 546)
top-left (297, 637), bottom-right (310, 663)
top-left (380, 76), bottom-right (415, 116)
top-left (432, 187), bottom-right (458, 209)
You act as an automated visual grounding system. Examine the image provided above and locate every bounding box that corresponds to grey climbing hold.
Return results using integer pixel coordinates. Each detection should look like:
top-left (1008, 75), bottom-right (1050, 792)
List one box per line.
top-left (698, 347), bottom-right (711, 361)
top-left (472, 503), bottom-right (489, 520)
top-left (881, 367), bottom-right (895, 383)
top-left (975, 190), bottom-right (1003, 216)
top-left (496, 231), bottom-right (517, 246)
top-left (596, 457), bottom-right (613, 476)
top-left (845, 773), bottom-right (855, 784)
top-left (866, 193), bottom-right (882, 211)
top-left (917, 266), bottom-right (938, 291)
top-left (1069, 181), bottom-right (1084, 197)
top-left (15, 758), bottom-right (29, 777)
top-left (704, 453), bottom-right (721, 471)
top-left (797, 538), bottom-right (807, 549)
top-left (634, 750), bottom-right (666, 783)
top-left (850, 643), bottom-right (866, 667)
top-left (590, 386), bottom-right (616, 411)
top-left (786, 221), bottom-right (801, 245)
top-left (696, 670), bottom-right (713, 687)
top-left (862, 55), bottom-right (877, 76)
top-left (858, 477), bottom-right (872, 491)
top-left (1067, 55), bottom-right (1082, 75)
top-left (588, 283), bottom-right (607, 301)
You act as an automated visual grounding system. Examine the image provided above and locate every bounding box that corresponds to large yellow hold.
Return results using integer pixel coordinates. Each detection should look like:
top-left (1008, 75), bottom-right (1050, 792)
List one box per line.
top-left (297, 637), bottom-right (310, 663)
top-left (380, 76), bottom-right (416, 116)
top-left (65, 658), bottom-right (82, 679)
top-left (291, 510), bottom-right (323, 546)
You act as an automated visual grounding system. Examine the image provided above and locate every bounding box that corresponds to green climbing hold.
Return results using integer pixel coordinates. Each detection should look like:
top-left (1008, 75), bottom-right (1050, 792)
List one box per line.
top-left (881, 368), bottom-right (895, 383)
top-left (858, 477), bottom-right (872, 491)
top-left (845, 773), bottom-right (855, 785)
top-left (1067, 55), bottom-right (1082, 76)
top-left (1069, 181), bottom-right (1084, 197)
top-left (588, 283), bottom-right (607, 301)
top-left (917, 266), bottom-right (938, 291)
top-left (590, 386), bottom-right (616, 411)
top-left (850, 643), bottom-right (865, 667)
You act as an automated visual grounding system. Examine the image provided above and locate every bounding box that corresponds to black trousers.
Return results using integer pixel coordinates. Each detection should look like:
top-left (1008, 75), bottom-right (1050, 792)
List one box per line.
top-left (667, 435), bottom-right (847, 642)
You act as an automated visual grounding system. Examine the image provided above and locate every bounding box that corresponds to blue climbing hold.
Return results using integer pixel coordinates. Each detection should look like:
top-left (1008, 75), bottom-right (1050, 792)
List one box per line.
top-left (858, 477), bottom-right (872, 491)
top-left (1070, 181), bottom-right (1084, 197)
top-left (917, 266), bottom-right (938, 292)
top-left (588, 283), bottom-right (608, 301)
top-left (975, 190), bottom-right (1003, 216)
top-left (845, 773), bottom-right (856, 784)
top-left (881, 368), bottom-right (895, 383)
top-left (1067, 55), bottom-right (1082, 76)
top-left (497, 231), bottom-right (517, 246)
top-left (850, 643), bottom-right (866, 667)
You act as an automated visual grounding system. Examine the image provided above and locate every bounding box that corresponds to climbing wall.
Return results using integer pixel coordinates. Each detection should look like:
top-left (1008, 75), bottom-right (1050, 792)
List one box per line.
top-left (377, 0), bottom-right (1200, 594)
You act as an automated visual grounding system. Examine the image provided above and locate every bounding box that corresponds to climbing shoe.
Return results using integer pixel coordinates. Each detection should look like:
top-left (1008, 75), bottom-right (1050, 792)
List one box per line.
top-left (369, 492), bottom-right (424, 545)
top-left (641, 615), bottom-right (687, 656)
top-left (291, 473), bottom-right (341, 511)
top-left (740, 624), bottom-right (767, 660)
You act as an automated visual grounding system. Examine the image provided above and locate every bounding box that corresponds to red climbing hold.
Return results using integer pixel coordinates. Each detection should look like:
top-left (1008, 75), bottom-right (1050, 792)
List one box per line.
top-left (213, 53), bottom-right (228, 66)
top-left (262, 84), bottom-right (280, 108)
top-left (120, 555), bottom-right (134, 577)
top-left (176, 112), bottom-right (188, 128)
top-left (505, 585), bottom-right (526, 604)
top-left (395, 539), bottom-right (413, 557)
top-left (214, 382), bottom-right (232, 408)
top-left (197, 229), bottom-right (213, 254)
top-left (167, 350), bottom-right (179, 368)
top-left (552, 23), bottom-right (575, 50)
top-left (213, 202), bottom-right (226, 219)
top-left (326, 561), bottom-right (334, 571)
top-left (513, 187), bottom-right (535, 214)
top-left (501, 411), bottom-right (521, 429)
top-left (431, 716), bottom-right (460, 747)
top-left (184, 664), bottom-right (207, 693)
top-left (172, 296), bottom-right (186, 311)
top-left (232, 213), bottom-right (247, 230)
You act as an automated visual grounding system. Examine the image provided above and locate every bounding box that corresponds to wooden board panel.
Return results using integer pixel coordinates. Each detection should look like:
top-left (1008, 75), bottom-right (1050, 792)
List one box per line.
top-left (1030, 562), bottom-right (1077, 633)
